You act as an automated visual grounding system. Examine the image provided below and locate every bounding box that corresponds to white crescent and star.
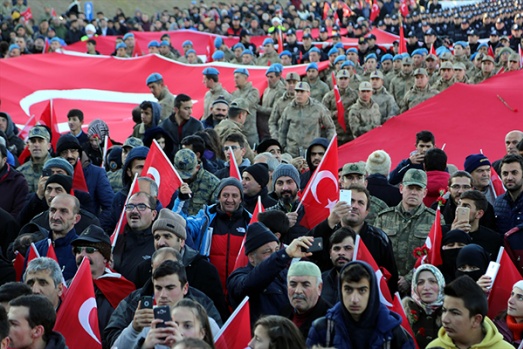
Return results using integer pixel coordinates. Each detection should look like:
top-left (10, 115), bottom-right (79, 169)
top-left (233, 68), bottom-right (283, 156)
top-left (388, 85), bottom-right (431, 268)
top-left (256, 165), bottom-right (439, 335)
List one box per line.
top-left (78, 297), bottom-right (101, 344)
top-left (310, 170), bottom-right (339, 211)
top-left (147, 167), bottom-right (161, 188)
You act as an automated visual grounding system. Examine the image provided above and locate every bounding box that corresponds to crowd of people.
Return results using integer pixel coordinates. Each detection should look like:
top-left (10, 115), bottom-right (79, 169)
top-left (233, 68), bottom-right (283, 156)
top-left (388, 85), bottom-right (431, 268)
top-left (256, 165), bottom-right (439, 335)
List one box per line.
top-left (1, 0), bottom-right (523, 348)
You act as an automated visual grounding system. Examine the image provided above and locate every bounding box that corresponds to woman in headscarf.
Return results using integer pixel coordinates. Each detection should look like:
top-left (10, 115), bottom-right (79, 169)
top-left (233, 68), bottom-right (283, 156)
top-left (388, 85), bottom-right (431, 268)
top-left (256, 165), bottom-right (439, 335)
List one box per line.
top-left (438, 229), bottom-right (472, 284)
top-left (455, 243), bottom-right (490, 282)
top-left (402, 264), bottom-right (446, 348)
top-left (494, 280), bottom-right (523, 347)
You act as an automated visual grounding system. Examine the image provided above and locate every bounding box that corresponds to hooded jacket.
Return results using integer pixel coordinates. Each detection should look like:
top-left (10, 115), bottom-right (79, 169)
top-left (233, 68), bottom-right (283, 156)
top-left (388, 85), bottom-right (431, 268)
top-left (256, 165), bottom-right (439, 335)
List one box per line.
top-left (299, 137), bottom-right (329, 189)
top-left (131, 101), bottom-right (161, 140)
top-left (424, 170), bottom-right (450, 207)
top-left (0, 112), bottom-right (25, 156)
top-left (44, 331), bottom-right (69, 349)
top-left (0, 162), bottom-right (28, 218)
top-left (307, 261), bottom-right (414, 349)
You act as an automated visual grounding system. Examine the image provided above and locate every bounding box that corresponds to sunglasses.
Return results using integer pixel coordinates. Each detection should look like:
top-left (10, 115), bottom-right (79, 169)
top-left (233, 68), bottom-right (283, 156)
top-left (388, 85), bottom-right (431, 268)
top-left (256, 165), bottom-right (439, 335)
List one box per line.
top-left (73, 246), bottom-right (98, 254)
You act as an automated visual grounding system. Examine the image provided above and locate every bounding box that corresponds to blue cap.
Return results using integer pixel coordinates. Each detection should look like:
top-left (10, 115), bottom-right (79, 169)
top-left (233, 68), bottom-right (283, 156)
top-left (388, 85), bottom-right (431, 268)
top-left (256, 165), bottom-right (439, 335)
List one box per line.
top-left (470, 52), bottom-right (477, 61)
top-left (420, 48), bottom-right (428, 55)
top-left (49, 37), bottom-right (61, 44)
top-left (309, 47), bottom-right (321, 54)
top-left (8, 43), bottom-right (20, 51)
top-left (202, 67), bottom-right (220, 75)
top-left (334, 55), bottom-right (346, 64)
top-left (116, 42), bottom-right (127, 50)
top-left (477, 42), bottom-right (488, 50)
top-left (279, 50), bottom-right (292, 58)
top-left (242, 49), bottom-right (254, 56)
top-left (186, 49), bottom-right (196, 54)
top-left (412, 48), bottom-right (424, 56)
top-left (234, 68), bottom-right (249, 76)
top-left (401, 52), bottom-right (411, 58)
top-left (381, 53), bottom-right (393, 62)
top-left (214, 37), bottom-right (223, 49)
top-left (266, 65), bottom-right (279, 75)
top-left (146, 72), bottom-right (163, 85)
top-left (334, 42), bottom-right (344, 49)
top-left (182, 40), bottom-right (193, 47)
top-left (272, 63), bottom-right (283, 72)
top-left (341, 60), bottom-right (355, 68)
top-left (263, 38), bottom-right (274, 46)
top-left (123, 33), bottom-right (134, 40)
top-left (454, 41), bottom-right (468, 48)
top-left (212, 51), bottom-right (224, 60)
top-left (328, 47), bottom-right (338, 56)
top-left (436, 46), bottom-right (450, 56)
top-left (232, 43), bottom-right (245, 51)
top-left (148, 40), bottom-right (160, 48)
top-left (160, 40), bottom-right (170, 47)
top-left (306, 62), bottom-right (319, 71)
top-left (393, 54), bottom-right (403, 61)
top-left (346, 47), bottom-right (358, 54)
top-left (364, 53), bottom-right (377, 61)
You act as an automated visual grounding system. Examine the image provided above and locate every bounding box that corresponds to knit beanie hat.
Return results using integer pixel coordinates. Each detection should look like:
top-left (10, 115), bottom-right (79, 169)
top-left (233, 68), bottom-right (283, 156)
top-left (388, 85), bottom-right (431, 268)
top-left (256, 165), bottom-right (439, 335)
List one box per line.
top-left (216, 178), bottom-right (244, 200)
top-left (464, 154), bottom-right (491, 173)
top-left (366, 150), bottom-right (391, 176)
top-left (272, 164), bottom-right (300, 191)
top-left (45, 174), bottom-right (73, 193)
top-left (243, 163), bottom-right (269, 188)
top-left (288, 261), bottom-right (321, 278)
top-left (43, 158), bottom-right (74, 176)
top-left (152, 209), bottom-right (187, 240)
top-left (56, 134), bottom-right (82, 155)
top-left (244, 222), bottom-right (279, 255)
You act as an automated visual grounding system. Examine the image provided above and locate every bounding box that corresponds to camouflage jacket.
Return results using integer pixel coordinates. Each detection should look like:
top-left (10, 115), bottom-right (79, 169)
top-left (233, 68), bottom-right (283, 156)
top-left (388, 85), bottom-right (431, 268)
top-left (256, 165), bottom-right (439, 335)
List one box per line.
top-left (258, 81), bottom-right (286, 115)
top-left (181, 167), bottom-right (220, 216)
top-left (17, 153), bottom-right (52, 193)
top-left (400, 85), bottom-right (439, 113)
top-left (214, 119), bottom-right (255, 162)
top-left (348, 73), bottom-right (363, 91)
top-left (454, 55), bottom-right (473, 70)
top-left (257, 51), bottom-right (281, 66)
top-left (158, 88), bottom-right (176, 121)
top-left (366, 195), bottom-right (389, 225)
top-left (432, 77), bottom-right (454, 92)
top-left (232, 82), bottom-right (260, 146)
top-left (307, 78), bottom-right (331, 103)
top-left (348, 98), bottom-right (382, 138)
top-left (203, 83), bottom-right (232, 120)
top-left (374, 203), bottom-right (442, 276)
top-left (371, 86), bottom-right (399, 124)
top-left (389, 72), bottom-right (415, 110)
top-left (384, 69), bottom-right (400, 90)
top-left (269, 92), bottom-right (294, 139)
top-left (322, 87), bottom-right (358, 144)
top-left (107, 169), bottom-right (123, 194)
top-left (279, 98), bottom-right (335, 157)
top-left (472, 71), bottom-right (495, 84)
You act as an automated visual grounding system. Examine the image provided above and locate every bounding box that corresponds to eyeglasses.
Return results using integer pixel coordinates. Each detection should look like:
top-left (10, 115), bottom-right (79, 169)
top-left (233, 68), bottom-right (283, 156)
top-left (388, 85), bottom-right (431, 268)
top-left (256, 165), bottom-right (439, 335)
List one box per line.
top-left (450, 185), bottom-right (472, 190)
top-left (223, 145), bottom-right (240, 152)
top-left (73, 246), bottom-right (98, 254)
top-left (125, 203), bottom-right (152, 211)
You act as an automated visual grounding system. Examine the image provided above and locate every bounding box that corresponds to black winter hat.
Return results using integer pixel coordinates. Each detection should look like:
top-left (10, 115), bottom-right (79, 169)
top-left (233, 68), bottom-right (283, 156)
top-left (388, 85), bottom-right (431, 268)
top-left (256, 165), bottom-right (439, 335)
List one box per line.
top-left (56, 134), bottom-right (82, 155)
top-left (243, 163), bottom-right (269, 188)
top-left (45, 174), bottom-right (73, 194)
top-left (244, 222), bottom-right (279, 255)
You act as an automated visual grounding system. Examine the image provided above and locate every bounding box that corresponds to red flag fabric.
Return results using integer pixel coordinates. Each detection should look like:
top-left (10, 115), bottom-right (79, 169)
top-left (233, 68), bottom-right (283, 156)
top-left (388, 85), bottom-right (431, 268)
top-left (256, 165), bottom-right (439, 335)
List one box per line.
top-left (110, 175), bottom-right (139, 247)
top-left (73, 158), bottom-right (89, 193)
top-left (141, 140), bottom-right (183, 207)
top-left (424, 206), bottom-right (443, 266)
top-left (331, 72), bottom-right (347, 132)
top-left (93, 269), bottom-right (136, 309)
top-left (298, 135), bottom-right (339, 229)
top-left (278, 29), bottom-right (284, 55)
top-left (370, 0), bottom-right (380, 22)
top-left (26, 242), bottom-right (40, 265)
top-left (430, 43), bottom-right (437, 56)
top-left (20, 7), bottom-right (32, 20)
top-left (496, 66), bottom-right (505, 75)
top-left (55, 258), bottom-right (102, 349)
top-left (487, 45), bottom-right (495, 58)
top-left (228, 149), bottom-right (242, 181)
top-left (14, 252), bottom-right (25, 281)
top-left (38, 100), bottom-right (61, 150)
top-left (18, 114), bottom-right (37, 141)
top-left (400, 0), bottom-right (409, 17)
top-left (519, 45), bottom-right (523, 68)
top-left (46, 239), bottom-right (59, 264)
top-left (323, 2), bottom-right (330, 20)
top-left (490, 166), bottom-right (506, 198)
top-left (488, 247), bottom-right (521, 318)
top-left (391, 292), bottom-right (419, 349)
top-left (18, 145), bottom-right (31, 164)
top-left (101, 135), bottom-right (114, 168)
top-left (398, 24), bottom-right (407, 54)
top-left (233, 197), bottom-right (264, 271)
top-left (207, 35), bottom-right (215, 62)
top-left (214, 296), bottom-right (251, 349)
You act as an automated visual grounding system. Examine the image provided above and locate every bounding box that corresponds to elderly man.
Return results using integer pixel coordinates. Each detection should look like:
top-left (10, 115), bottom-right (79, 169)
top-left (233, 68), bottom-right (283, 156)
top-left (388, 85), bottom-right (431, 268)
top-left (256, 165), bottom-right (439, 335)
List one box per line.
top-left (464, 153), bottom-right (497, 205)
top-left (24, 257), bottom-right (64, 310)
top-left (492, 130), bottom-right (523, 174)
top-left (145, 72), bottom-right (175, 121)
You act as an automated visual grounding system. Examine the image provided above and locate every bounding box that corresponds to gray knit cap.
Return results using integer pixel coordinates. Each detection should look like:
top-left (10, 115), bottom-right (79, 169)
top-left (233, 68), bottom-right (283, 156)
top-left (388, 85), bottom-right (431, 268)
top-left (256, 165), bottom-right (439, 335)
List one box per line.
top-left (272, 164), bottom-right (300, 191)
top-left (216, 178), bottom-right (244, 200)
top-left (152, 209), bottom-right (187, 240)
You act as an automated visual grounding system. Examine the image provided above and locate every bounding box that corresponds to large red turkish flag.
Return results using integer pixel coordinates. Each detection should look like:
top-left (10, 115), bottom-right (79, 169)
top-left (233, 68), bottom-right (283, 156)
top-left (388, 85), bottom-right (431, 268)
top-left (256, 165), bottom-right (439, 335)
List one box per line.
top-left (214, 296), bottom-right (251, 349)
top-left (38, 100), bottom-right (61, 150)
top-left (233, 197), bottom-right (264, 271)
top-left (488, 248), bottom-right (521, 318)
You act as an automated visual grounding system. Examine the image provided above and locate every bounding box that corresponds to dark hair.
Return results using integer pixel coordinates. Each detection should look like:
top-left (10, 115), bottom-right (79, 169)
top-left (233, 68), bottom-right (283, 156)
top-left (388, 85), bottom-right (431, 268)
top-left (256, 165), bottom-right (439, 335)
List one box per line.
top-left (340, 262), bottom-right (371, 285)
top-left (424, 148), bottom-right (447, 171)
top-left (195, 129), bottom-right (223, 160)
top-left (67, 109), bottom-right (84, 122)
top-left (139, 101), bottom-right (153, 111)
top-left (175, 94), bottom-right (192, 109)
top-left (181, 135), bottom-right (205, 157)
top-left (87, 38), bottom-right (96, 45)
top-left (0, 306), bottom-right (7, 341)
top-left (9, 295), bottom-right (56, 343)
top-left (448, 170), bottom-right (472, 186)
top-left (517, 139), bottom-right (523, 152)
top-left (460, 190), bottom-right (488, 213)
top-left (228, 108), bottom-right (243, 120)
top-left (204, 74), bottom-right (219, 82)
top-left (444, 275), bottom-right (487, 321)
top-left (0, 282), bottom-right (32, 304)
top-left (330, 227), bottom-right (356, 247)
top-left (416, 130), bottom-right (435, 145)
top-left (173, 299), bottom-right (216, 349)
top-left (224, 133), bottom-right (246, 149)
top-left (258, 211), bottom-right (290, 237)
top-left (152, 260), bottom-right (188, 286)
top-left (253, 315), bottom-right (306, 349)
top-left (174, 338), bottom-right (212, 349)
top-left (501, 154), bottom-right (523, 173)
top-left (0, 144), bottom-right (6, 158)
top-left (130, 191), bottom-right (156, 212)
top-left (347, 184), bottom-right (371, 210)
top-left (132, 106), bottom-right (142, 124)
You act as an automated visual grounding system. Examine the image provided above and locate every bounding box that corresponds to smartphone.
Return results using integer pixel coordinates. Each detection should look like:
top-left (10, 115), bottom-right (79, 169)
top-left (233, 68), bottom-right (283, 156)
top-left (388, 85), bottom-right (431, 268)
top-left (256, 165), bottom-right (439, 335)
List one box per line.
top-left (456, 207), bottom-right (470, 222)
top-left (339, 189), bottom-right (352, 204)
top-left (485, 261), bottom-right (500, 288)
top-left (42, 169), bottom-right (53, 177)
top-left (140, 296), bottom-right (153, 309)
top-left (302, 237), bottom-right (323, 253)
top-left (153, 305), bottom-right (172, 328)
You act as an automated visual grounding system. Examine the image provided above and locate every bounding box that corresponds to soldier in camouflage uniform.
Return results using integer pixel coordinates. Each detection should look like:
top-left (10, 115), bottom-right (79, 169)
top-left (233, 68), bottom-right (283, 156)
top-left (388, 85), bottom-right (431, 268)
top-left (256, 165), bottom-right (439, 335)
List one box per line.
top-left (146, 73), bottom-right (175, 121)
top-left (257, 65), bottom-right (286, 141)
top-left (339, 162), bottom-right (388, 225)
top-left (322, 69), bottom-right (358, 144)
top-left (341, 60), bottom-right (364, 91)
top-left (269, 72), bottom-right (299, 139)
top-left (380, 54), bottom-right (394, 78)
top-left (453, 41), bottom-right (473, 71)
top-left (257, 38), bottom-right (281, 66)
top-left (468, 53), bottom-right (484, 81)
top-left (279, 82), bottom-right (336, 157)
top-left (452, 62), bottom-right (469, 84)
top-left (173, 148), bottom-right (220, 216)
top-left (240, 49), bottom-right (257, 66)
top-left (159, 41), bottom-right (178, 61)
top-left (229, 43), bottom-right (245, 64)
top-left (18, 126), bottom-right (52, 193)
top-left (384, 54), bottom-right (403, 90)
top-left (370, 70), bottom-right (399, 124)
top-left (425, 54), bottom-right (440, 86)
top-left (472, 55), bottom-right (496, 84)
top-left (231, 68), bottom-right (259, 147)
top-left (202, 67), bottom-right (232, 120)
top-left (374, 169), bottom-right (443, 292)
top-left (348, 82), bottom-right (382, 138)
top-left (389, 57), bottom-right (415, 111)
top-left (400, 68), bottom-right (439, 113)
top-left (360, 53), bottom-right (379, 82)
top-left (432, 62), bottom-right (455, 92)
top-left (304, 62), bottom-right (330, 103)
top-left (346, 48), bottom-right (364, 75)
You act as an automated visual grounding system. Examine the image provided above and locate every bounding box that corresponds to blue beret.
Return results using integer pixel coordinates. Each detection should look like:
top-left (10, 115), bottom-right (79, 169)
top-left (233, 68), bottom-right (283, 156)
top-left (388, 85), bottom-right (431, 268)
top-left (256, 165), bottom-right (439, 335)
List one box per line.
top-left (470, 52), bottom-right (478, 61)
top-left (242, 49), bottom-right (254, 56)
top-left (49, 37), bottom-right (61, 44)
top-left (381, 53), bottom-right (393, 62)
top-left (477, 42), bottom-right (488, 50)
top-left (202, 67), bottom-right (220, 75)
top-left (263, 38), bottom-right (274, 46)
top-left (266, 65), bottom-right (279, 75)
top-left (182, 40), bottom-right (193, 47)
top-left (328, 47), bottom-right (338, 56)
top-left (334, 42), bottom-right (344, 49)
top-left (393, 54), bottom-right (403, 61)
top-left (412, 49), bottom-right (424, 56)
top-left (186, 49), bottom-right (196, 54)
top-left (454, 41), bottom-right (469, 48)
top-left (214, 37), bottom-right (223, 49)
top-left (364, 53), bottom-right (377, 61)
top-left (160, 40), bottom-right (170, 47)
top-left (116, 42), bottom-right (127, 50)
top-left (420, 48), bottom-right (428, 55)
top-left (341, 60), bottom-right (355, 68)
top-left (334, 55), bottom-right (346, 64)
top-left (346, 47), bottom-right (358, 54)
top-left (123, 33), bottom-right (134, 40)
top-left (279, 50), bottom-right (292, 58)
top-left (306, 62), bottom-right (319, 71)
top-left (272, 63), bottom-right (283, 72)
top-left (8, 43), bottom-right (20, 51)
top-left (309, 47), bottom-right (321, 54)
top-left (233, 43), bottom-right (245, 50)
top-left (148, 40), bottom-right (160, 48)
top-left (234, 68), bottom-right (249, 76)
top-left (146, 72), bottom-right (163, 85)
top-left (436, 46), bottom-right (450, 56)
top-left (401, 52), bottom-right (411, 58)
top-left (212, 51), bottom-right (224, 60)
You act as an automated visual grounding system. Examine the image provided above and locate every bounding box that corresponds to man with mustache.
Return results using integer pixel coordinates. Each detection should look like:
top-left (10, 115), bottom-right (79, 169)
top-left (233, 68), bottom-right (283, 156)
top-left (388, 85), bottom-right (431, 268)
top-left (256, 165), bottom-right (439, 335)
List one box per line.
top-left (202, 97), bottom-right (229, 129)
top-left (202, 67), bottom-right (232, 121)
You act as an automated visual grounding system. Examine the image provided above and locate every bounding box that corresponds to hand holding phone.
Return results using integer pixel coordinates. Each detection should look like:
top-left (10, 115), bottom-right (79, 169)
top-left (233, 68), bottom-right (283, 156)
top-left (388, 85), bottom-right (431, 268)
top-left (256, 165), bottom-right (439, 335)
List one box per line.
top-left (339, 189), bottom-right (351, 204)
top-left (456, 207), bottom-right (470, 223)
top-left (301, 237), bottom-right (323, 253)
top-left (153, 305), bottom-right (172, 329)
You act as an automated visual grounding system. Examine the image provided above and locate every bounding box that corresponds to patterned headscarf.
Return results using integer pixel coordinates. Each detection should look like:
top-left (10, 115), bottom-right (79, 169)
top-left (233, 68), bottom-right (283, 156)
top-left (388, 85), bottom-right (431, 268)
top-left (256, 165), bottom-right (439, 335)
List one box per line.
top-left (411, 264), bottom-right (445, 315)
top-left (87, 119), bottom-right (109, 140)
